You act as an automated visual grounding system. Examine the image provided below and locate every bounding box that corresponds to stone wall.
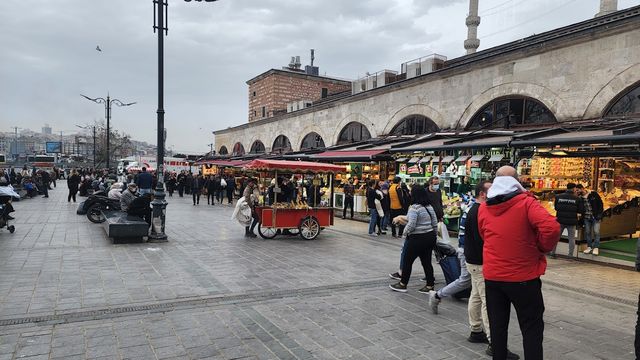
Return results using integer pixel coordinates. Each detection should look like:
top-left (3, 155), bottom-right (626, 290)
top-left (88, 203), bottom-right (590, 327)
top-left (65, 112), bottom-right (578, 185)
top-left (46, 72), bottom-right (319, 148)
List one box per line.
top-left (217, 22), bottom-right (640, 154)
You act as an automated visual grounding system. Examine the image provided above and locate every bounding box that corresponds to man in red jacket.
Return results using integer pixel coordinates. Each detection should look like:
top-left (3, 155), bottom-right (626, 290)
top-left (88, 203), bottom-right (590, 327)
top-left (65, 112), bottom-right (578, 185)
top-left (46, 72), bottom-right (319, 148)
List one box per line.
top-left (478, 166), bottom-right (560, 360)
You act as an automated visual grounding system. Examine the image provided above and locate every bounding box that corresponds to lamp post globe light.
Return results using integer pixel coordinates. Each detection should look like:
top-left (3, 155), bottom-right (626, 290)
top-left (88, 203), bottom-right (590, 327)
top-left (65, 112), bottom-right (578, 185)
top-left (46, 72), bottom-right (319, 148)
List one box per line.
top-left (80, 94), bottom-right (135, 171)
top-left (149, 0), bottom-right (219, 241)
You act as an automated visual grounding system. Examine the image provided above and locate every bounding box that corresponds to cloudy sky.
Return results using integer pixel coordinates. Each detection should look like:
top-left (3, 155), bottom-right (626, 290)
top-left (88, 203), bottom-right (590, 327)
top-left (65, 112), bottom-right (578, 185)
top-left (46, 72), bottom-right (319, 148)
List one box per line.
top-left (1, 0), bottom-right (638, 153)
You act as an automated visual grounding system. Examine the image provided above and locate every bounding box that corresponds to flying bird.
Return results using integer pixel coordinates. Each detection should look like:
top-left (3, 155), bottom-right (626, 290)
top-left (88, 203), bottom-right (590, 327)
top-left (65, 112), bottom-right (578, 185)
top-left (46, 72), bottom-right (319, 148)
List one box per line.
top-left (96, 45), bottom-right (102, 52)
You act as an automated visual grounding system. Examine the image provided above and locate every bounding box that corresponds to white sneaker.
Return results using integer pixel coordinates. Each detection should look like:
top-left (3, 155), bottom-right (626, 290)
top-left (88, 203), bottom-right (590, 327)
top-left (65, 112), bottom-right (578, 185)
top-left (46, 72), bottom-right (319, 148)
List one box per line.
top-left (583, 247), bottom-right (593, 254)
top-left (368, 233), bottom-right (378, 237)
top-left (593, 248), bottom-right (599, 256)
top-left (428, 290), bottom-right (440, 314)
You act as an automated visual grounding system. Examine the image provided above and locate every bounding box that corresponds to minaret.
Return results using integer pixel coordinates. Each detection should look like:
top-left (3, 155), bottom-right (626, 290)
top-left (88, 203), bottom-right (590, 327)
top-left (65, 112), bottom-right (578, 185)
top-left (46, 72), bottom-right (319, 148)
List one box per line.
top-left (464, 0), bottom-right (481, 55)
top-left (596, 0), bottom-right (618, 17)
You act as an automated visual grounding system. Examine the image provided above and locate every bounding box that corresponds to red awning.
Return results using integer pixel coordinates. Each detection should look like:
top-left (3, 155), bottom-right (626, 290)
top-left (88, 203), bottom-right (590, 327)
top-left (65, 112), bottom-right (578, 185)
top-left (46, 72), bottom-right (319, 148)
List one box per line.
top-left (243, 159), bottom-right (345, 173)
top-left (312, 150), bottom-right (386, 160)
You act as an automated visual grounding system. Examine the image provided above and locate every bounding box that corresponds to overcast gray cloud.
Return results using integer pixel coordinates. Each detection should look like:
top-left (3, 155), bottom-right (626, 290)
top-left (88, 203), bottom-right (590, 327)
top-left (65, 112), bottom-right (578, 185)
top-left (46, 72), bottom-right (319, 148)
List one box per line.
top-left (1, 0), bottom-right (638, 153)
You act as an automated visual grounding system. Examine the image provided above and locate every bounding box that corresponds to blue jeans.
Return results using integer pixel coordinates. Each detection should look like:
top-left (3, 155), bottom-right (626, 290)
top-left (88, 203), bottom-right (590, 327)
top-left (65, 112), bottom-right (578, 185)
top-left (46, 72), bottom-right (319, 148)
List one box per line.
top-left (382, 212), bottom-right (390, 230)
top-left (368, 208), bottom-right (379, 234)
top-left (584, 218), bottom-right (601, 249)
top-left (139, 188), bottom-right (152, 195)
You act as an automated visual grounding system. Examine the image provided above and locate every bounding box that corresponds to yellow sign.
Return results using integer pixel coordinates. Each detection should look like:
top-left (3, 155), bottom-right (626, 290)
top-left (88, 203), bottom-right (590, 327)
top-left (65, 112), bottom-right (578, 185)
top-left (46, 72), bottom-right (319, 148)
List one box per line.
top-left (202, 164), bottom-right (218, 175)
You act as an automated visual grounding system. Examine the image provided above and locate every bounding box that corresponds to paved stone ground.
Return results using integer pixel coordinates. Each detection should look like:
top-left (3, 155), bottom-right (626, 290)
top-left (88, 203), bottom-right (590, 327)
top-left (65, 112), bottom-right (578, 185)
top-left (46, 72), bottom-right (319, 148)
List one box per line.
top-left (0, 186), bottom-right (637, 359)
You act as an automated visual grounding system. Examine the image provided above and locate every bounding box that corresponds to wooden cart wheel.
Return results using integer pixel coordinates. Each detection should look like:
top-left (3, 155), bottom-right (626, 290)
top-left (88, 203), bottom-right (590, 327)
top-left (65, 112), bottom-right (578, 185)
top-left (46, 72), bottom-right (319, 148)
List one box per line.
top-left (258, 223), bottom-right (278, 239)
top-left (299, 216), bottom-right (320, 240)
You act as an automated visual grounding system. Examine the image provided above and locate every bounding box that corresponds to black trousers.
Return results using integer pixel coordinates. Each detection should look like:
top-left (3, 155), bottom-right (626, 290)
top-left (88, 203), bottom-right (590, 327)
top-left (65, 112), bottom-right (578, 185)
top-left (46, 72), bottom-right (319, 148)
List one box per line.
top-left (390, 208), bottom-right (405, 237)
top-left (486, 278), bottom-right (545, 360)
top-left (192, 191), bottom-right (200, 204)
top-left (68, 189), bottom-right (77, 202)
top-left (400, 231), bottom-right (436, 286)
top-left (177, 185), bottom-right (184, 197)
top-left (227, 190), bottom-right (233, 204)
top-left (343, 196), bottom-right (354, 218)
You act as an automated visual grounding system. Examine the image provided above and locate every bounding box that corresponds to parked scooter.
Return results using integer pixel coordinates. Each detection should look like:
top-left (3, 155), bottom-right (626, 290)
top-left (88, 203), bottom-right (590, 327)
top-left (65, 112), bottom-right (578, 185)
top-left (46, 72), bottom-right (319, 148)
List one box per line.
top-left (86, 192), bottom-right (121, 223)
top-left (0, 200), bottom-right (16, 234)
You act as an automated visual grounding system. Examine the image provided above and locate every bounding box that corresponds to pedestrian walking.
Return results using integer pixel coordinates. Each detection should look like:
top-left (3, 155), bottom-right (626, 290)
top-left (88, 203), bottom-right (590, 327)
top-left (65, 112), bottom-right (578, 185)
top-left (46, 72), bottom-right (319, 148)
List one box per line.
top-left (551, 183), bottom-right (583, 257)
top-left (342, 178), bottom-right (355, 219)
top-left (67, 170), bottom-right (81, 202)
top-left (226, 176), bottom-right (235, 204)
top-left (380, 181), bottom-right (391, 232)
top-left (389, 184), bottom-right (437, 293)
top-left (135, 167), bottom-right (154, 195)
top-left (243, 178), bottom-right (259, 238)
top-left (40, 170), bottom-right (50, 198)
top-left (389, 177), bottom-right (408, 237)
top-left (478, 166), bottom-right (560, 360)
top-left (166, 173), bottom-right (176, 197)
top-left (192, 174), bottom-right (202, 205)
top-left (366, 180), bottom-right (382, 236)
top-left (426, 176), bottom-right (444, 222)
top-left (577, 184), bottom-right (604, 256)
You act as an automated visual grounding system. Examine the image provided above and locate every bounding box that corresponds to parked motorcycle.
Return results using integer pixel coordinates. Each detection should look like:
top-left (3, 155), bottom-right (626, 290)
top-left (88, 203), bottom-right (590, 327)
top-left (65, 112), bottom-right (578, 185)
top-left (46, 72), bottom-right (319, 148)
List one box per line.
top-left (0, 197), bottom-right (16, 234)
top-left (86, 193), bottom-right (121, 223)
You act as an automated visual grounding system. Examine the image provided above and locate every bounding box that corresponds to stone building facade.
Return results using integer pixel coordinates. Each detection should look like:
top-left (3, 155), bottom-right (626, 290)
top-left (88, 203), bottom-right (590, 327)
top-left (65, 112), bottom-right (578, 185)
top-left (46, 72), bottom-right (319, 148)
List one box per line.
top-left (215, 6), bottom-right (640, 156)
top-left (247, 69), bottom-right (351, 122)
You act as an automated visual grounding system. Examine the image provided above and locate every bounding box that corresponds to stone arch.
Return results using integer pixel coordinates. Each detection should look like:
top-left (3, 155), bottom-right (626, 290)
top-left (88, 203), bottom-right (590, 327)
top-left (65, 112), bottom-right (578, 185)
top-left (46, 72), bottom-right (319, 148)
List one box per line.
top-left (249, 140), bottom-right (266, 154)
top-left (584, 63), bottom-right (640, 119)
top-left (455, 82), bottom-right (565, 129)
top-left (291, 124), bottom-right (329, 152)
top-left (300, 132), bottom-right (326, 151)
top-left (382, 104), bottom-right (445, 135)
top-left (332, 113), bottom-right (376, 146)
top-left (232, 142), bottom-right (245, 156)
top-left (218, 146), bottom-right (228, 155)
top-left (271, 134), bottom-right (292, 154)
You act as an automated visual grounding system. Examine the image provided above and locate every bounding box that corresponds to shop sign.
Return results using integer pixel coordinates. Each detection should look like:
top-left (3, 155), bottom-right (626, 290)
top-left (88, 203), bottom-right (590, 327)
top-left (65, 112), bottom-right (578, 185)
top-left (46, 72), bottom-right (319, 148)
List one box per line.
top-left (202, 164), bottom-right (218, 175)
top-left (399, 163), bottom-right (407, 174)
top-left (407, 163), bottom-right (425, 177)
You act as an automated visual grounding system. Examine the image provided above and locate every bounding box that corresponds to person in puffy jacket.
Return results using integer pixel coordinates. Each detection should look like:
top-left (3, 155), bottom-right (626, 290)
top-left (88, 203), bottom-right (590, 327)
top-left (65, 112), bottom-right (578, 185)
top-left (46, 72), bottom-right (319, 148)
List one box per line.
top-left (551, 183), bottom-right (584, 257)
top-left (478, 166), bottom-right (560, 360)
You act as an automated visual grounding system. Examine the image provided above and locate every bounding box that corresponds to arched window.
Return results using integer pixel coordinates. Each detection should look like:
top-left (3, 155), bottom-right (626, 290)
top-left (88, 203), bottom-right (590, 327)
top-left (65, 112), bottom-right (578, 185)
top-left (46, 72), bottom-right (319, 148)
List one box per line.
top-left (605, 83), bottom-right (640, 117)
top-left (389, 115), bottom-right (439, 135)
top-left (218, 146), bottom-right (228, 155)
top-left (466, 97), bottom-right (556, 130)
top-left (249, 140), bottom-right (265, 154)
top-left (232, 142), bottom-right (245, 156)
top-left (271, 135), bottom-right (292, 154)
top-left (300, 132), bottom-right (325, 151)
top-left (337, 122), bottom-right (371, 145)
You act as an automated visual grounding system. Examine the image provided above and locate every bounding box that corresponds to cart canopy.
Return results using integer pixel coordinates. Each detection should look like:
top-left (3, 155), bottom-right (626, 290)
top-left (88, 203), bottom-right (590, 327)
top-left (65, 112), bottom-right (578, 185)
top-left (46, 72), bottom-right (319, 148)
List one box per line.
top-left (243, 159), bottom-right (345, 174)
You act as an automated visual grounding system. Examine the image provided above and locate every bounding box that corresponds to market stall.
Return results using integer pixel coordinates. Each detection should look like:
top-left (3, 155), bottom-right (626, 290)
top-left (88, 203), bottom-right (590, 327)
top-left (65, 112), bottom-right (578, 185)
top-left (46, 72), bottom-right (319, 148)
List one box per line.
top-left (512, 127), bottom-right (640, 242)
top-left (243, 159), bottom-right (345, 240)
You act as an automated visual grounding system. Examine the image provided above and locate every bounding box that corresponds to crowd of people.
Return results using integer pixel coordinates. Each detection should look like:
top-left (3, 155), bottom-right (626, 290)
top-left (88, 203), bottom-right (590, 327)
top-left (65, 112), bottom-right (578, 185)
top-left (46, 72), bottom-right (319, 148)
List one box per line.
top-left (383, 166), bottom-right (563, 360)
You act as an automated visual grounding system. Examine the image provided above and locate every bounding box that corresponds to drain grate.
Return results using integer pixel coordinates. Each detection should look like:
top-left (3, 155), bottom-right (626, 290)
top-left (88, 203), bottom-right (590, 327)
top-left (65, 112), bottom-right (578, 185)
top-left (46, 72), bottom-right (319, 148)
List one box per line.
top-left (0, 279), bottom-right (387, 327)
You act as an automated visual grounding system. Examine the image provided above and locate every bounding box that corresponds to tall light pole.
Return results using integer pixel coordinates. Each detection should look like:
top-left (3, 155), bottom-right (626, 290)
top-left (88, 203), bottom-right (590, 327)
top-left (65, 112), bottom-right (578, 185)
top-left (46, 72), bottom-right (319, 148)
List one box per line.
top-left (80, 94), bottom-right (135, 170)
top-left (149, 0), bottom-right (219, 242)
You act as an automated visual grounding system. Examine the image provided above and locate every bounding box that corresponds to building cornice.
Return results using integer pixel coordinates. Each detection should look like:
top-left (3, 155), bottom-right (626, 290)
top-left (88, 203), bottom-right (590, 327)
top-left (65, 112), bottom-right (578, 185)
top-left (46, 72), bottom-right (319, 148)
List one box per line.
top-left (215, 5), bottom-right (640, 136)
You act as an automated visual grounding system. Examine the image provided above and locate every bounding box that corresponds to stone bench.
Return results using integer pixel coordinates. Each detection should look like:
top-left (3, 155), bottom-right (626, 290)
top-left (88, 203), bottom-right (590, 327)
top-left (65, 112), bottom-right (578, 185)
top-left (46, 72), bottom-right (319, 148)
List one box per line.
top-left (101, 210), bottom-right (149, 243)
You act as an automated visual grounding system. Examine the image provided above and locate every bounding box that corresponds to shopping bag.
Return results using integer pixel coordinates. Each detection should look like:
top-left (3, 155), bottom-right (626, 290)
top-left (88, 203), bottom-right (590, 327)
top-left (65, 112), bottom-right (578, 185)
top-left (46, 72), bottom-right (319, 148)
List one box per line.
top-left (221, 178), bottom-right (227, 188)
top-left (374, 199), bottom-right (384, 217)
top-left (438, 222), bottom-right (451, 244)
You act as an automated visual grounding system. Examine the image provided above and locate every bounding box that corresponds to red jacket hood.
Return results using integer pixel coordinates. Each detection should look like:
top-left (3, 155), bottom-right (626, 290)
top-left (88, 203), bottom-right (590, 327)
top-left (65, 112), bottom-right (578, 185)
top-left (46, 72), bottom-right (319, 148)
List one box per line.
top-left (479, 192), bottom-right (560, 282)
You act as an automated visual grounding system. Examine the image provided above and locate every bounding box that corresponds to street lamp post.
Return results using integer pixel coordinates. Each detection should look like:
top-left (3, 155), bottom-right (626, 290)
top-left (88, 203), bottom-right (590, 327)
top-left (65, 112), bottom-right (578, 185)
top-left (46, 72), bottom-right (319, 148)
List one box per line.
top-left (148, 0), bottom-right (219, 241)
top-left (80, 94), bottom-right (135, 171)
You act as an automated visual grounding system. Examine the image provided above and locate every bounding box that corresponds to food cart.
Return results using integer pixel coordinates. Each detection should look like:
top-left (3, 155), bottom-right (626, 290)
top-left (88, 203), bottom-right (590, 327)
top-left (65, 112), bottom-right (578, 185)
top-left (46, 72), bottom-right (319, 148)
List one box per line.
top-left (243, 159), bottom-right (345, 240)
